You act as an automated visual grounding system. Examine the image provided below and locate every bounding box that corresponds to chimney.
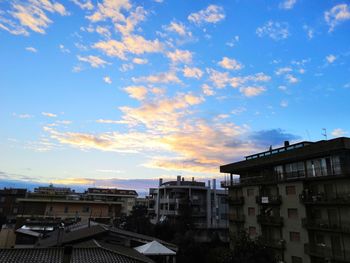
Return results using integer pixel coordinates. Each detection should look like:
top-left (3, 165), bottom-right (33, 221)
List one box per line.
top-left (159, 178), bottom-right (163, 186)
top-left (177, 176), bottom-right (181, 186)
top-left (212, 179), bottom-right (216, 190)
top-left (192, 177), bottom-right (194, 182)
top-left (182, 177), bottom-right (184, 181)
top-left (208, 180), bottom-right (211, 189)
top-left (284, 141), bottom-right (290, 147)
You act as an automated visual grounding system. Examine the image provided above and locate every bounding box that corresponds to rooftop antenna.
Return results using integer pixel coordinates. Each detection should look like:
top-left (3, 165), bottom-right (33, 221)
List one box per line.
top-left (322, 128), bottom-right (327, 140)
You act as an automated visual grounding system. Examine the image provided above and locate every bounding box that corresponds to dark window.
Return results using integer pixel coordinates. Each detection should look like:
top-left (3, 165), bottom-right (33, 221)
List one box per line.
top-left (82, 206), bottom-right (90, 213)
top-left (291, 256), bottom-right (303, 263)
top-left (288, 208), bottom-right (298, 219)
top-left (286, 185), bottom-right (296, 195)
top-left (64, 206), bottom-right (68, 213)
top-left (290, 232), bottom-right (300, 242)
top-left (248, 207), bottom-right (255, 216)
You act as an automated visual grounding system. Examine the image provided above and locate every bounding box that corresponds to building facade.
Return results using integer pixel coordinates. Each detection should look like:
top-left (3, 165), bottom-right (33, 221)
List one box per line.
top-left (151, 176), bottom-right (229, 230)
top-left (0, 188), bottom-right (27, 223)
top-left (221, 137), bottom-right (350, 263)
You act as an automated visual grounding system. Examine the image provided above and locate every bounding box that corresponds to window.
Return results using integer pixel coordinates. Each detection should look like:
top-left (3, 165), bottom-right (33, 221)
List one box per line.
top-left (82, 206), bottom-right (90, 213)
top-left (290, 232), bottom-right (300, 242)
top-left (64, 206), bottom-right (69, 213)
top-left (291, 256), bottom-right (303, 263)
top-left (247, 189), bottom-right (255, 197)
top-left (0, 197), bottom-right (5, 202)
top-left (288, 208), bottom-right (298, 219)
top-left (286, 185), bottom-right (296, 195)
top-left (249, 226), bottom-right (256, 237)
top-left (248, 207), bottom-right (255, 216)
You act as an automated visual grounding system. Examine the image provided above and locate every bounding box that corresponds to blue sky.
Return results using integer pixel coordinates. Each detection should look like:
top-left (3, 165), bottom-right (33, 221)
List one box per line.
top-left (0, 0), bottom-right (349, 193)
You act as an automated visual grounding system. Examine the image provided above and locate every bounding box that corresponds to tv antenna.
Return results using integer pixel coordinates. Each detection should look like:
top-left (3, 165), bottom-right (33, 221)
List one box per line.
top-left (322, 128), bottom-right (327, 140)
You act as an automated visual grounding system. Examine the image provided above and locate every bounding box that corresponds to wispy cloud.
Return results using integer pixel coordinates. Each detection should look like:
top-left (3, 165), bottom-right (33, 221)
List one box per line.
top-left (103, 76), bottom-right (112, 84)
top-left (188, 5), bottom-right (225, 25)
top-left (256, 21), bottom-right (289, 41)
top-left (218, 57), bottom-right (243, 70)
top-left (124, 86), bottom-right (148, 100)
top-left (331, 128), bottom-right (347, 137)
top-left (183, 66), bottom-right (203, 79)
top-left (25, 46), bottom-right (37, 53)
top-left (239, 86), bottom-right (266, 97)
top-left (325, 4), bottom-right (350, 32)
top-left (132, 71), bottom-right (181, 84)
top-left (42, 112), bottom-right (57, 118)
top-left (77, 55), bottom-right (109, 68)
top-left (279, 0), bottom-right (297, 10)
top-left (167, 49), bottom-right (193, 64)
top-left (326, 54), bottom-right (336, 64)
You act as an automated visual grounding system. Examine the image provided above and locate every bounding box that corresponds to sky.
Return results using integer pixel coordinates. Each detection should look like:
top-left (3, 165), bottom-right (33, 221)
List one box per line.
top-left (0, 0), bottom-right (350, 194)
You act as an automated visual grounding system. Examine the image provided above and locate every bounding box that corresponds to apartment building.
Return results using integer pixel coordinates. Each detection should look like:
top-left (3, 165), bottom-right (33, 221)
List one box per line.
top-left (221, 137), bottom-right (350, 263)
top-left (0, 188), bottom-right (27, 222)
top-left (152, 176), bottom-right (229, 229)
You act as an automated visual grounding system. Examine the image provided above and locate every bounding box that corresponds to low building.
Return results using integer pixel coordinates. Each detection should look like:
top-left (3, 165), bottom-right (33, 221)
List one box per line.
top-left (84, 188), bottom-right (138, 216)
top-left (221, 137), bottom-right (350, 263)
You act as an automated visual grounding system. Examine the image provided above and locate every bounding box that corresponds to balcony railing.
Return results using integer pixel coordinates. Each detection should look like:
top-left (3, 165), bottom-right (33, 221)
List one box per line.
top-left (228, 196), bottom-right (244, 205)
top-left (221, 164), bottom-right (345, 188)
top-left (256, 195), bottom-right (282, 205)
top-left (259, 237), bottom-right (285, 250)
top-left (305, 243), bottom-right (350, 261)
top-left (257, 215), bottom-right (283, 226)
top-left (302, 218), bottom-right (350, 233)
top-left (229, 214), bottom-right (245, 223)
top-left (300, 192), bottom-right (350, 205)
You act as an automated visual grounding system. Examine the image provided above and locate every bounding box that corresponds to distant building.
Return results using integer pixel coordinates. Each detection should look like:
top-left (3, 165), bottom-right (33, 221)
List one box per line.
top-left (152, 176), bottom-right (229, 230)
top-left (0, 188), bottom-right (27, 223)
top-left (84, 188), bottom-right (138, 216)
top-left (221, 137), bottom-right (350, 263)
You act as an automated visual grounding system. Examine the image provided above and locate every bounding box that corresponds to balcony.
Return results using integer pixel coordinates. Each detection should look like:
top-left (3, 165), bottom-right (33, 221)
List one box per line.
top-left (229, 214), bottom-right (245, 223)
top-left (257, 215), bottom-right (283, 227)
top-left (305, 243), bottom-right (350, 261)
top-left (300, 192), bottom-right (350, 205)
top-left (228, 196), bottom-right (244, 205)
top-left (302, 218), bottom-right (350, 234)
top-left (259, 237), bottom-right (285, 250)
top-left (256, 195), bottom-right (282, 205)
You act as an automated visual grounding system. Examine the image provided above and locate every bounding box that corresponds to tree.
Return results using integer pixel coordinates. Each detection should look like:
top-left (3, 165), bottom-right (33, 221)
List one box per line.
top-left (123, 205), bottom-right (154, 235)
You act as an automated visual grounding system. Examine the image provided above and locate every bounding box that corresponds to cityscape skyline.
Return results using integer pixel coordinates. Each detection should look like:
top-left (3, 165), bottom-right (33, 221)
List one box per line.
top-left (1, 0), bottom-right (350, 193)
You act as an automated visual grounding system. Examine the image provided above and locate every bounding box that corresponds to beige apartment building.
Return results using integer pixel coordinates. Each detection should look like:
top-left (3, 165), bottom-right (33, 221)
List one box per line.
top-left (221, 137), bottom-right (350, 263)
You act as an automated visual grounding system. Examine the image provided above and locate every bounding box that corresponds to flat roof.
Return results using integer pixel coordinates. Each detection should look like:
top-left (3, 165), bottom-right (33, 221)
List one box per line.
top-left (220, 137), bottom-right (350, 174)
top-left (17, 198), bottom-right (123, 205)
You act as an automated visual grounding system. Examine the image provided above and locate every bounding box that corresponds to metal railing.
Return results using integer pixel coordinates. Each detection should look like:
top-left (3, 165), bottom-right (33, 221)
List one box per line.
top-left (300, 192), bottom-right (350, 204)
top-left (257, 215), bottom-right (283, 226)
top-left (302, 218), bottom-right (350, 233)
top-left (259, 237), bottom-right (285, 250)
top-left (305, 243), bottom-right (350, 261)
top-left (228, 196), bottom-right (244, 205)
top-left (229, 214), bottom-right (245, 222)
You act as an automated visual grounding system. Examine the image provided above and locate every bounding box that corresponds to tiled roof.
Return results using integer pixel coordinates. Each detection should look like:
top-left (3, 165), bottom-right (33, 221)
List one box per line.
top-left (0, 248), bottom-right (64, 263)
top-left (71, 247), bottom-right (146, 263)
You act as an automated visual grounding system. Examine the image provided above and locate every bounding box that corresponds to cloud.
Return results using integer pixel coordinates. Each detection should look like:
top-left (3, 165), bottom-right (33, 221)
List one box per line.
top-left (132, 57), bottom-right (148, 64)
top-left (115, 6), bottom-right (147, 36)
top-left (103, 76), bottom-right (112, 84)
top-left (250, 129), bottom-right (301, 147)
top-left (132, 71), bottom-right (181, 84)
top-left (59, 44), bottom-right (70, 53)
top-left (256, 21), bottom-right (289, 41)
top-left (325, 4), bottom-right (350, 32)
top-left (326, 54), bottom-right (336, 64)
top-left (0, 0), bottom-right (68, 35)
top-left (87, 0), bottom-right (131, 23)
top-left (183, 66), bottom-right (203, 79)
top-left (93, 35), bottom-right (163, 60)
top-left (303, 25), bottom-right (314, 39)
top-left (279, 0), bottom-right (297, 10)
top-left (275, 67), bottom-right (292, 75)
top-left (42, 112), bottom-right (57, 118)
top-left (280, 100), bottom-right (288, 107)
top-left (207, 69), bottom-right (271, 89)
top-left (96, 26), bottom-right (111, 38)
top-left (188, 5), bottom-right (225, 25)
top-left (124, 86), bottom-right (148, 100)
top-left (72, 0), bottom-right (94, 10)
top-left (285, 74), bottom-right (298, 83)
top-left (167, 49), bottom-right (193, 64)
top-left (164, 21), bottom-right (191, 37)
top-left (331, 128), bottom-right (347, 137)
top-left (239, 86), bottom-right (266, 97)
top-left (13, 113), bottom-right (33, 119)
top-left (77, 55), bottom-right (109, 68)
top-left (218, 57), bottom-right (243, 70)
top-left (202, 84), bottom-right (215, 96)
top-left (226, 35), bottom-right (239, 47)
top-left (25, 47), bottom-right (37, 53)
